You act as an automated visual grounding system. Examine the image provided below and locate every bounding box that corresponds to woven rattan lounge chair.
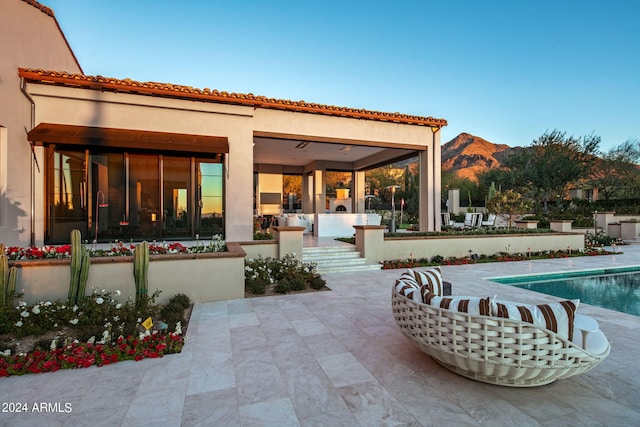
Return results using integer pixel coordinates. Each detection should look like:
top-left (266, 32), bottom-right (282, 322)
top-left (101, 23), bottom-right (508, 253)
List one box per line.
top-left (392, 270), bottom-right (610, 387)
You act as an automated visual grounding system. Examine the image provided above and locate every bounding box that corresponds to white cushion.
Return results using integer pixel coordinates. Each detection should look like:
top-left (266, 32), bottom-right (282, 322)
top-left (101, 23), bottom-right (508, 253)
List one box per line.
top-left (572, 328), bottom-right (609, 355)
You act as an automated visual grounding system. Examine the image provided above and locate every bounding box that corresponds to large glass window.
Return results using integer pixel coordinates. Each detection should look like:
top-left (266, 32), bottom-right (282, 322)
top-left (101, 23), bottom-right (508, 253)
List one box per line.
top-left (46, 148), bottom-right (224, 244)
top-left (283, 174), bottom-right (302, 213)
top-left (129, 154), bottom-right (160, 240)
top-left (196, 161), bottom-right (223, 237)
top-left (48, 149), bottom-right (87, 243)
top-left (163, 156), bottom-right (191, 238)
top-left (92, 152), bottom-right (126, 242)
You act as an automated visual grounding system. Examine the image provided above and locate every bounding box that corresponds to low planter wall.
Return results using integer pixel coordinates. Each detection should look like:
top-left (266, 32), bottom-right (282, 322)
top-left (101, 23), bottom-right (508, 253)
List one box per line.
top-left (241, 240), bottom-right (278, 259)
top-left (380, 233), bottom-right (585, 263)
top-left (11, 242), bottom-right (246, 305)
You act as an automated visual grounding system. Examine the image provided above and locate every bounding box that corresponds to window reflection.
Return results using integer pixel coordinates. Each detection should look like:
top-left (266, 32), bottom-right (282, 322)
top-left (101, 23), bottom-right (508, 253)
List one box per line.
top-left (129, 155), bottom-right (159, 239)
top-left (48, 150), bottom-right (87, 242)
top-left (196, 161), bottom-right (223, 236)
top-left (92, 153), bottom-right (125, 241)
top-left (163, 157), bottom-right (190, 237)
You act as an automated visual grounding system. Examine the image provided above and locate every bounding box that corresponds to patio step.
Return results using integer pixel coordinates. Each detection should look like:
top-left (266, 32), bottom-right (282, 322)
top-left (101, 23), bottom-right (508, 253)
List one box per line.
top-left (303, 246), bottom-right (381, 274)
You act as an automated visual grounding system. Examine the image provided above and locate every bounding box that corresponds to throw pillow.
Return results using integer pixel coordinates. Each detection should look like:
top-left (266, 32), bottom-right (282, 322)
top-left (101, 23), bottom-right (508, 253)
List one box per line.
top-left (493, 299), bottom-right (579, 341)
top-left (409, 267), bottom-right (443, 296)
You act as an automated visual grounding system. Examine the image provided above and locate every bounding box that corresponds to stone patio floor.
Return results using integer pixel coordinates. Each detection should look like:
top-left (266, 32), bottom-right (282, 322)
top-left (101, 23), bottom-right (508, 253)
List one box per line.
top-left (1, 245), bottom-right (639, 426)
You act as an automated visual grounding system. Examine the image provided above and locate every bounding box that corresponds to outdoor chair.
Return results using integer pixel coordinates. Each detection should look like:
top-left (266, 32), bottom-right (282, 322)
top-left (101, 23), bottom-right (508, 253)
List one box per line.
top-left (455, 212), bottom-right (482, 227)
top-left (481, 213), bottom-right (497, 227)
top-left (392, 268), bottom-right (610, 387)
top-left (441, 212), bottom-right (454, 227)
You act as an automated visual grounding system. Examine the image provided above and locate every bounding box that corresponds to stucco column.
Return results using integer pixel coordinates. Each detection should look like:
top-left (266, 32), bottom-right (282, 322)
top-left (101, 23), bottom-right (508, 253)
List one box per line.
top-left (432, 128), bottom-right (441, 230)
top-left (353, 225), bottom-right (386, 264)
top-left (353, 170), bottom-right (366, 213)
top-left (227, 131), bottom-right (255, 242)
top-left (273, 226), bottom-right (305, 259)
top-left (313, 168), bottom-right (325, 215)
top-left (419, 128), bottom-right (441, 232)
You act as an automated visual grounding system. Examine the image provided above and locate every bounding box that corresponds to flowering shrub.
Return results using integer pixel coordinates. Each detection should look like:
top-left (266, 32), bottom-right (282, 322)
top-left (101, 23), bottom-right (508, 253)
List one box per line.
top-left (244, 254), bottom-right (325, 294)
top-left (0, 289), bottom-right (190, 377)
top-left (382, 247), bottom-right (617, 269)
top-left (585, 230), bottom-right (624, 248)
top-left (4, 235), bottom-right (226, 260)
top-left (0, 332), bottom-right (183, 376)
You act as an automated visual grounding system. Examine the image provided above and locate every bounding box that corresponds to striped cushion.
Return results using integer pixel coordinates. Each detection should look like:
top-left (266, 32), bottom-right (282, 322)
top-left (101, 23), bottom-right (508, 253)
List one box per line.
top-left (409, 267), bottom-right (444, 296)
top-left (423, 290), bottom-right (492, 316)
top-left (493, 299), bottom-right (579, 341)
top-left (394, 272), bottom-right (422, 302)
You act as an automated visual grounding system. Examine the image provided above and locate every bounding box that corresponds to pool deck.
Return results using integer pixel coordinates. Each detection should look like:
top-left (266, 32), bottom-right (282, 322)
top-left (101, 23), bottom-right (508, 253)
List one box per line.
top-left (1, 245), bottom-right (639, 426)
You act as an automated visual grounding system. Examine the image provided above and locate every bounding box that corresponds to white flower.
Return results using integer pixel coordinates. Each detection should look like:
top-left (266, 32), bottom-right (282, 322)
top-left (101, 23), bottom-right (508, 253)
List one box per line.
top-left (104, 322), bottom-right (112, 329)
top-left (32, 305), bottom-right (41, 315)
top-left (72, 305), bottom-right (78, 312)
top-left (15, 320), bottom-right (23, 327)
top-left (53, 323), bottom-right (58, 328)
top-left (1, 349), bottom-right (11, 357)
top-left (137, 318), bottom-right (142, 324)
top-left (96, 297), bottom-right (104, 305)
top-left (115, 303), bottom-right (122, 309)
top-left (20, 311), bottom-right (30, 318)
top-left (50, 339), bottom-right (57, 351)
top-left (69, 318), bottom-right (79, 325)
top-left (114, 290), bottom-right (121, 296)
top-left (44, 301), bottom-right (52, 307)
top-left (87, 336), bottom-right (95, 344)
top-left (174, 321), bottom-right (182, 335)
top-left (113, 316), bottom-right (119, 322)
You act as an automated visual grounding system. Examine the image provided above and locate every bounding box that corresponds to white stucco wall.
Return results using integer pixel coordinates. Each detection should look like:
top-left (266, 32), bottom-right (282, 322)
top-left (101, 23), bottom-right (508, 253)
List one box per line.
top-left (0, 0), bottom-right (81, 246)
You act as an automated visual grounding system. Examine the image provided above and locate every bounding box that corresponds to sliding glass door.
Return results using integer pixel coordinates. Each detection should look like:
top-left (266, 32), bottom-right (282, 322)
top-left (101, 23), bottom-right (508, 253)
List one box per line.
top-left (47, 148), bottom-right (224, 244)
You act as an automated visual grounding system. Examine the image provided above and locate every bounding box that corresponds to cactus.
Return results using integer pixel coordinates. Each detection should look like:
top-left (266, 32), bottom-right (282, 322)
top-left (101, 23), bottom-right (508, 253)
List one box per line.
top-left (68, 229), bottom-right (90, 305)
top-left (0, 250), bottom-right (18, 308)
top-left (133, 241), bottom-right (149, 308)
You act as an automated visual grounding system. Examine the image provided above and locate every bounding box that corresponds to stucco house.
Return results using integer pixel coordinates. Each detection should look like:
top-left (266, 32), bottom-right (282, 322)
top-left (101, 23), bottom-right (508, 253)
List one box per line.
top-left (1, 0), bottom-right (447, 248)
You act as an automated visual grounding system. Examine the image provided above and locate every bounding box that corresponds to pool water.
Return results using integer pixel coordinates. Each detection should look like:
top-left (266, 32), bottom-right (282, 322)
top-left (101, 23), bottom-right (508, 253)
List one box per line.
top-left (491, 267), bottom-right (640, 316)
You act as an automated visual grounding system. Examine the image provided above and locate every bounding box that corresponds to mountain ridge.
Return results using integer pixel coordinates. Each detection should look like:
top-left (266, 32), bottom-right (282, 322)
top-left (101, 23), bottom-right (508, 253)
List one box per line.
top-left (441, 133), bottom-right (517, 181)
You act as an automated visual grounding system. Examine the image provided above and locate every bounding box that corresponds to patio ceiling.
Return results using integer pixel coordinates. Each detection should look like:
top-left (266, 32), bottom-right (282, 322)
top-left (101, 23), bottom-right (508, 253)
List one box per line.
top-left (253, 136), bottom-right (420, 170)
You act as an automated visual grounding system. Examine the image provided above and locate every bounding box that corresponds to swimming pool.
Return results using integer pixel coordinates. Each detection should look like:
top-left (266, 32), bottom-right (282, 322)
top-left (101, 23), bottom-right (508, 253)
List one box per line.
top-left (491, 266), bottom-right (640, 316)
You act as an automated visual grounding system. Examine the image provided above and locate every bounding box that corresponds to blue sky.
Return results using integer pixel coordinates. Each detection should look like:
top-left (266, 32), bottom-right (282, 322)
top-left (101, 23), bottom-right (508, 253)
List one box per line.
top-left (39, 0), bottom-right (639, 150)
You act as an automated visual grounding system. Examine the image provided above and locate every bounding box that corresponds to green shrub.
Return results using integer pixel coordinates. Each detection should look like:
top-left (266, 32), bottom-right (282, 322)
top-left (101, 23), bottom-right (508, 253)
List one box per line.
top-left (169, 294), bottom-right (192, 310)
top-left (248, 277), bottom-right (269, 294)
top-left (307, 274), bottom-right (326, 290)
top-left (274, 281), bottom-right (290, 294)
top-left (244, 255), bottom-right (323, 295)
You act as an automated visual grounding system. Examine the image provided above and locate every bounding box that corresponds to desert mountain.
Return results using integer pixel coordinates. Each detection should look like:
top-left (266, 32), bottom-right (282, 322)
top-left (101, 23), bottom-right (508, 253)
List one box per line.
top-left (441, 133), bottom-right (517, 181)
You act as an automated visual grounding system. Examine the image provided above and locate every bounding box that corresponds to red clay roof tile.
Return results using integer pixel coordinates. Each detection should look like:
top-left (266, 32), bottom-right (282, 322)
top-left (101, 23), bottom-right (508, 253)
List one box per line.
top-left (18, 68), bottom-right (447, 128)
top-left (20, 0), bottom-right (54, 17)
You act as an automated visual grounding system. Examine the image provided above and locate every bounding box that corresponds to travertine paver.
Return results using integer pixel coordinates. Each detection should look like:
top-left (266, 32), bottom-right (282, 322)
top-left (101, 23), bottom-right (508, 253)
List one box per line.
top-left (1, 244), bottom-right (639, 426)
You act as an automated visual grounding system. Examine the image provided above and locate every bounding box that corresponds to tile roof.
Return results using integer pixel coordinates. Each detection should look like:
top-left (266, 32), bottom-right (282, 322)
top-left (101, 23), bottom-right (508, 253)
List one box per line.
top-left (20, 0), bottom-right (54, 17)
top-left (18, 68), bottom-right (447, 128)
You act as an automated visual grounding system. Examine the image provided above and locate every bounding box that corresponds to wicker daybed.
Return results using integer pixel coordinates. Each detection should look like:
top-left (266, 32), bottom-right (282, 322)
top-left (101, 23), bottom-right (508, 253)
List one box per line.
top-left (392, 269), bottom-right (611, 387)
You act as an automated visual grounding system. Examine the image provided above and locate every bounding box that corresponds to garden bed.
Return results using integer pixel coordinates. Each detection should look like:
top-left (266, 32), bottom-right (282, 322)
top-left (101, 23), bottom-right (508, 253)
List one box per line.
top-left (382, 247), bottom-right (618, 269)
top-left (0, 290), bottom-right (191, 377)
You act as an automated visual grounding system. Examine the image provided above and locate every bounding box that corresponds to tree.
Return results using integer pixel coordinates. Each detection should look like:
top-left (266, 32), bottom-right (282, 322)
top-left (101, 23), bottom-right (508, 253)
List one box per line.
top-left (441, 169), bottom-right (482, 209)
top-left (486, 189), bottom-right (532, 227)
top-left (590, 138), bottom-right (640, 199)
top-left (503, 130), bottom-right (600, 212)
